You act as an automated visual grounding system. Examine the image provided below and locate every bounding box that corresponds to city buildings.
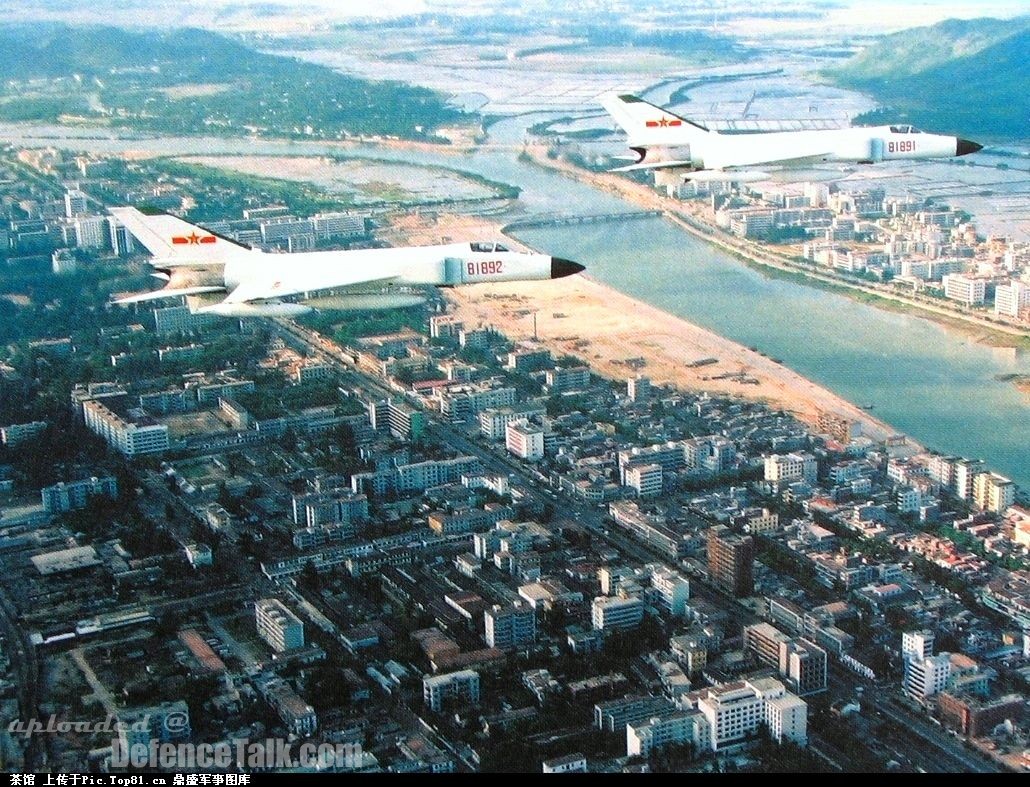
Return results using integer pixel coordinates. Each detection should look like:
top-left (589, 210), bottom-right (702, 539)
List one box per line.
top-left (707, 526), bottom-right (754, 597)
top-left (292, 489), bottom-right (369, 531)
top-left (423, 670), bottom-right (480, 712)
top-left (258, 676), bottom-right (318, 736)
top-left (764, 453), bottom-right (818, 486)
top-left (938, 692), bottom-right (1025, 738)
top-left (690, 678), bottom-right (807, 751)
top-left (627, 376), bottom-right (651, 403)
top-left (0, 420), bottom-right (47, 447)
top-left (743, 623), bottom-right (793, 669)
top-left (506, 420), bottom-right (545, 461)
top-left (545, 366), bottom-right (590, 393)
top-left (479, 405), bottom-right (546, 441)
top-left (484, 602), bottom-right (536, 650)
top-left (255, 599), bottom-right (305, 653)
top-left (351, 456), bottom-right (481, 496)
top-left (994, 280), bottom-right (1029, 318)
top-left (41, 476), bottom-right (118, 514)
top-left (541, 753), bottom-right (588, 774)
top-left (779, 639), bottom-right (828, 697)
top-left (903, 654), bottom-right (952, 702)
top-left (972, 472), bottom-right (1015, 514)
top-left (591, 595), bottom-right (645, 632)
top-left (63, 189), bottom-right (88, 217)
top-left (902, 630), bottom-right (936, 661)
top-left (594, 696), bottom-right (673, 733)
top-left (626, 712), bottom-right (706, 758)
top-left (117, 701), bottom-right (191, 755)
top-left (4, 145), bottom-right (1029, 774)
top-left (942, 274), bottom-right (987, 306)
top-left (650, 566), bottom-right (691, 617)
top-left (625, 462), bottom-right (663, 498)
top-left (82, 399), bottom-right (169, 457)
top-left (387, 400), bottom-right (426, 441)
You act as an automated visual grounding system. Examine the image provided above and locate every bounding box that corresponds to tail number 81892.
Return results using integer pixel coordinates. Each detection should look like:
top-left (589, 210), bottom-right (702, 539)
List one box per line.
top-left (467, 260), bottom-right (504, 276)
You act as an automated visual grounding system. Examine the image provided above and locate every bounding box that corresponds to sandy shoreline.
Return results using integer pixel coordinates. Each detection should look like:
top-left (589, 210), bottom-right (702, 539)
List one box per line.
top-left (384, 213), bottom-right (906, 446)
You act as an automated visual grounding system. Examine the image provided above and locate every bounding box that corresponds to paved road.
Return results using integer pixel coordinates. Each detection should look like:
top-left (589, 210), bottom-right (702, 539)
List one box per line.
top-left (0, 582), bottom-right (42, 769)
top-left (70, 648), bottom-right (119, 717)
top-left (863, 684), bottom-right (1004, 773)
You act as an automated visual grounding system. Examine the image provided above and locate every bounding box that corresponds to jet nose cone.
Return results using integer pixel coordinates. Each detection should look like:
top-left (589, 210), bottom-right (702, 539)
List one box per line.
top-left (956, 138), bottom-right (983, 156)
top-left (551, 257), bottom-right (585, 279)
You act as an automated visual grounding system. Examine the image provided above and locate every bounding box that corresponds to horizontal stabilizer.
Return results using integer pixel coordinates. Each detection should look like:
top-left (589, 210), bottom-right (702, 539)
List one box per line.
top-left (612, 159), bottom-right (697, 173)
top-left (114, 286), bottom-right (226, 305)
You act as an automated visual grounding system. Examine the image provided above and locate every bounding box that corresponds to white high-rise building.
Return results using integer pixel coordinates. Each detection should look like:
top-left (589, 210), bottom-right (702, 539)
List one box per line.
top-left (74, 216), bottom-right (108, 249)
top-left (903, 654), bottom-right (951, 701)
top-left (942, 274), bottom-right (986, 306)
top-left (591, 595), bottom-right (644, 632)
top-left (625, 462), bottom-right (663, 498)
top-left (764, 453), bottom-right (818, 484)
top-left (627, 376), bottom-right (651, 402)
top-left (479, 406), bottom-right (545, 441)
top-left (953, 459), bottom-right (983, 500)
top-left (484, 602), bottom-right (536, 650)
top-left (804, 181), bottom-right (830, 208)
top-left (506, 419), bottom-right (544, 461)
top-left (64, 189), bottom-right (88, 217)
top-left (765, 694), bottom-right (809, 746)
top-left (82, 399), bottom-right (169, 457)
top-left (994, 281), bottom-right (1030, 318)
top-left (972, 472), bottom-right (1015, 514)
top-left (423, 670), bottom-right (480, 712)
top-left (650, 567), bottom-right (690, 617)
top-left (902, 630), bottom-right (935, 661)
top-left (255, 599), bottom-right (305, 652)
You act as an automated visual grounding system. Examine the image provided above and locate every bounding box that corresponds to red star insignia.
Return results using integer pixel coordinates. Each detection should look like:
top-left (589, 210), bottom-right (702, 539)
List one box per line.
top-left (188, 232), bottom-right (200, 244)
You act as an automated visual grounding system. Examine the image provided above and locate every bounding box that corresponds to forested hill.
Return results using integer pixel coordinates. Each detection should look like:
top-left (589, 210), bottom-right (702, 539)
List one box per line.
top-left (0, 23), bottom-right (464, 140)
top-left (830, 17), bottom-right (1030, 140)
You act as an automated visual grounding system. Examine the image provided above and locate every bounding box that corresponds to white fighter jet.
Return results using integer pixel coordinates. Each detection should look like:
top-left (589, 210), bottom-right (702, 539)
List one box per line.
top-left (601, 93), bottom-right (983, 186)
top-left (110, 207), bottom-right (583, 318)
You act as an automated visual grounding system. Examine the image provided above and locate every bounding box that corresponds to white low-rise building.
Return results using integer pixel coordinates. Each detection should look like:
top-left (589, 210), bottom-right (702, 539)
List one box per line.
top-left (689, 677), bottom-right (807, 751)
top-left (626, 712), bottom-right (707, 758)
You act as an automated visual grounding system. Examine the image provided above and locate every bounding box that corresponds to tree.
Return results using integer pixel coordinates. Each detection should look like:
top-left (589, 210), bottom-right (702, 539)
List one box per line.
top-left (300, 561), bottom-right (322, 593)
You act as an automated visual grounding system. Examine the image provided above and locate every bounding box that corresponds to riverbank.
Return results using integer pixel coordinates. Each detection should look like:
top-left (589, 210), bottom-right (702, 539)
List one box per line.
top-left (522, 145), bottom-right (1030, 352)
top-left (383, 212), bottom-right (908, 446)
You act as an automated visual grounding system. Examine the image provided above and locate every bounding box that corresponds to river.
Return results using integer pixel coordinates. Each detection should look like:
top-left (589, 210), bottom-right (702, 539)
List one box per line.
top-left (0, 118), bottom-right (1026, 489)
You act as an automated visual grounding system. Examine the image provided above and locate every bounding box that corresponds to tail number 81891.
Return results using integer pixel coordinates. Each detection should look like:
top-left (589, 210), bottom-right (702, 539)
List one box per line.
top-left (888, 140), bottom-right (916, 154)
top-left (467, 260), bottom-right (504, 276)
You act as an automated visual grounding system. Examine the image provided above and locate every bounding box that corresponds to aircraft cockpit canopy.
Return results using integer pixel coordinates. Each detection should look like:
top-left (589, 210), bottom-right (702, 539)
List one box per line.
top-left (469, 242), bottom-right (510, 253)
top-left (889, 125), bottom-right (922, 134)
